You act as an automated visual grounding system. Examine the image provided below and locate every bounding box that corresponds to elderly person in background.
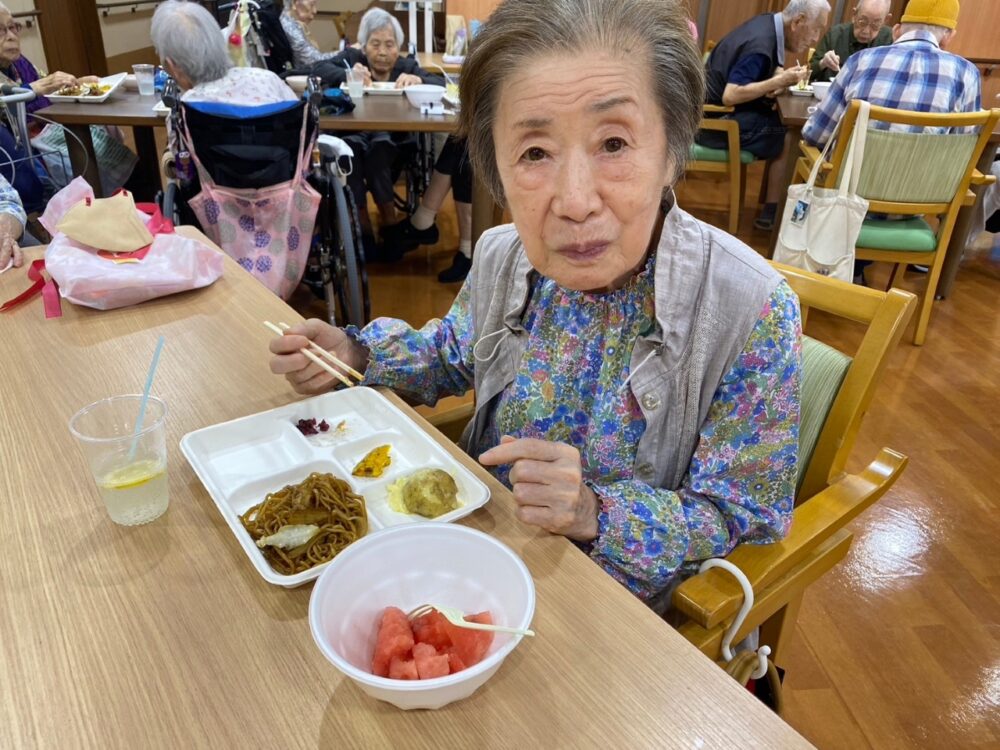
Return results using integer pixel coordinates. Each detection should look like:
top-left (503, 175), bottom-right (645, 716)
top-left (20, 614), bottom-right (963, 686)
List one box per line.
top-left (0, 171), bottom-right (28, 270)
top-left (804, 0), bottom-right (980, 147)
top-left (280, 0), bottom-right (339, 68)
top-left (336, 7), bottom-right (443, 258)
top-left (151, 1), bottom-right (297, 151)
top-left (0, 2), bottom-right (92, 121)
top-left (699, 0), bottom-right (830, 231)
top-left (270, 0), bottom-right (801, 613)
top-left (809, 0), bottom-right (892, 82)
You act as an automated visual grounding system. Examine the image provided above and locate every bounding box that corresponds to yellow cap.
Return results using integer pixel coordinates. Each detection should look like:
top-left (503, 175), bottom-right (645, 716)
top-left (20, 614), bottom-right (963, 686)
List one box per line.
top-left (900, 0), bottom-right (960, 30)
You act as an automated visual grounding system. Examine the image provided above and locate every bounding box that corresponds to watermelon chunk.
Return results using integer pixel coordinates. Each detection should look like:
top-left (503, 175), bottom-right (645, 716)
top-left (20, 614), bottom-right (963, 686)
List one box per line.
top-left (411, 609), bottom-right (452, 652)
top-left (445, 611), bottom-right (494, 668)
top-left (371, 607), bottom-right (415, 678)
top-left (413, 642), bottom-right (451, 679)
top-left (447, 652), bottom-right (467, 674)
top-left (388, 655), bottom-right (419, 680)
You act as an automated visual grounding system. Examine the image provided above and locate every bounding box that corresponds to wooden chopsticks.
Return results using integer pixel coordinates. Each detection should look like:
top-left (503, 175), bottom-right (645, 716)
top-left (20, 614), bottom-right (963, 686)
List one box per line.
top-left (263, 320), bottom-right (363, 388)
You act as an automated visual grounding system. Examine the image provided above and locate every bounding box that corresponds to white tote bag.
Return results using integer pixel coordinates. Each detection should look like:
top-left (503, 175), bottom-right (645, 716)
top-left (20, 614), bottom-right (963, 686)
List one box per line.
top-left (774, 100), bottom-right (871, 283)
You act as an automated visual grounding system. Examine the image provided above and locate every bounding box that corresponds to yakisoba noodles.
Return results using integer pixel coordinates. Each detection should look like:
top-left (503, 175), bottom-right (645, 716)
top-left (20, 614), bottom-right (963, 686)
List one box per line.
top-left (240, 472), bottom-right (367, 575)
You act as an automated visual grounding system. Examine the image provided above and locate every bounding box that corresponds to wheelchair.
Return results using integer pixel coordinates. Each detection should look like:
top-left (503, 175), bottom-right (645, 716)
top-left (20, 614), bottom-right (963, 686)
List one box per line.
top-left (161, 78), bottom-right (369, 328)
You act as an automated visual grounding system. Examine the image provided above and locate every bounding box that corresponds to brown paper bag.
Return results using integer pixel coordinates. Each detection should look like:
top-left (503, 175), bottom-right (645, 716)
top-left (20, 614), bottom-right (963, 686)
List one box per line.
top-left (56, 190), bottom-right (153, 253)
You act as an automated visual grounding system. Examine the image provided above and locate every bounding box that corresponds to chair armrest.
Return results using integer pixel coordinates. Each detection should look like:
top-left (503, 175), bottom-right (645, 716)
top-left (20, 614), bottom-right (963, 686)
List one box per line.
top-left (970, 168), bottom-right (997, 186)
top-left (672, 448), bottom-right (907, 630)
top-left (799, 142), bottom-right (833, 173)
top-left (703, 104), bottom-right (734, 114)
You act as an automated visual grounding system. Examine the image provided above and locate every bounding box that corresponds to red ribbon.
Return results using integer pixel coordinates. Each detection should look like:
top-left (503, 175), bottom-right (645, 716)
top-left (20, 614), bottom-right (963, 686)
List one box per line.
top-left (0, 258), bottom-right (62, 317)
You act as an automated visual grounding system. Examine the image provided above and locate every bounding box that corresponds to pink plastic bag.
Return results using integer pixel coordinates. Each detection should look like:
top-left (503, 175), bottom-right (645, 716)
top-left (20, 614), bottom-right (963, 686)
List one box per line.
top-left (42, 179), bottom-right (224, 310)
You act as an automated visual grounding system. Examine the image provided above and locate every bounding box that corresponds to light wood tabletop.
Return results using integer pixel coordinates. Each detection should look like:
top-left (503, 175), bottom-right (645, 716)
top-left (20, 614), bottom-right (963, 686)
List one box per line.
top-left (0, 241), bottom-right (812, 749)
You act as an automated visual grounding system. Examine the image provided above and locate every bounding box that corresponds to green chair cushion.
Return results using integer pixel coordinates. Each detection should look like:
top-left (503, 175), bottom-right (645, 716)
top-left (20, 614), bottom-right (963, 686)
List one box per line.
top-left (689, 143), bottom-right (756, 165)
top-left (798, 335), bottom-right (851, 493)
top-left (857, 217), bottom-right (937, 252)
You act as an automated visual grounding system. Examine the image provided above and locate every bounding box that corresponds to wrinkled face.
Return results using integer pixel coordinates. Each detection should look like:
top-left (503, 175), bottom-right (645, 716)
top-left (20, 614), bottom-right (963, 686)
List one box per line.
top-left (492, 51), bottom-right (673, 293)
top-left (294, 0), bottom-right (318, 23)
top-left (788, 11), bottom-right (829, 54)
top-left (0, 12), bottom-right (22, 67)
top-left (852, 3), bottom-right (888, 43)
top-left (364, 26), bottom-right (400, 78)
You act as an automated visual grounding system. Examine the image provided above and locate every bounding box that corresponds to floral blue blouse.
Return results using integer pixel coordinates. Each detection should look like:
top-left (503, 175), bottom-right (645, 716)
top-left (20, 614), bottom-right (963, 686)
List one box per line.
top-left (354, 254), bottom-right (800, 603)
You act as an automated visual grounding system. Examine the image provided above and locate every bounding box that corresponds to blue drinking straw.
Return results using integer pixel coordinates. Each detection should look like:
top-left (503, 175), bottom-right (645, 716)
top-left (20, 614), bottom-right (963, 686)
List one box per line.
top-left (128, 335), bottom-right (165, 460)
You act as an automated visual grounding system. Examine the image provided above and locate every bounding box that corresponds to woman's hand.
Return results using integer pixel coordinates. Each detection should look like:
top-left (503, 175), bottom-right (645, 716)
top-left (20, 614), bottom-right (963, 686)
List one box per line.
top-left (352, 63), bottom-right (372, 87)
top-left (31, 71), bottom-right (79, 95)
top-left (268, 318), bottom-right (369, 395)
top-left (0, 235), bottom-right (22, 269)
top-left (479, 436), bottom-right (600, 541)
top-left (394, 73), bottom-right (423, 89)
top-left (0, 213), bottom-right (23, 269)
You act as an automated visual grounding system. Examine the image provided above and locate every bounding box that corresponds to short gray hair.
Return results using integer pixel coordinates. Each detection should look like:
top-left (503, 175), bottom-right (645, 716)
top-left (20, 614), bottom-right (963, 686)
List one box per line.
top-left (458, 0), bottom-right (703, 204)
top-left (782, 0), bottom-right (831, 22)
top-left (358, 8), bottom-right (404, 48)
top-left (898, 21), bottom-right (951, 41)
top-left (0, 4), bottom-right (10, 16)
top-left (151, 0), bottom-right (232, 86)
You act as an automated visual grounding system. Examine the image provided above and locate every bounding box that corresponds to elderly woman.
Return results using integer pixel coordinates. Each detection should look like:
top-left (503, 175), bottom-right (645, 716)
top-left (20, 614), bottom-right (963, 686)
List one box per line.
top-left (0, 3), bottom-right (89, 118)
top-left (152, 1), bottom-right (297, 151)
top-left (280, 0), bottom-right (339, 69)
top-left (270, 0), bottom-right (801, 612)
top-left (336, 7), bottom-right (443, 257)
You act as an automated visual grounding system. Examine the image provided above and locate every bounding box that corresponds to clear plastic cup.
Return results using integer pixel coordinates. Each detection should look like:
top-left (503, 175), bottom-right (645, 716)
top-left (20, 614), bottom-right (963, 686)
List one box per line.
top-left (347, 69), bottom-right (365, 99)
top-left (69, 395), bottom-right (169, 526)
top-left (133, 64), bottom-right (155, 96)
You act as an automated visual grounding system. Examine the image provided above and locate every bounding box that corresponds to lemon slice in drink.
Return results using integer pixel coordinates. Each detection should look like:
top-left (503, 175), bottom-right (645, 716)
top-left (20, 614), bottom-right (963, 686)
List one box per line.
top-left (100, 459), bottom-right (164, 490)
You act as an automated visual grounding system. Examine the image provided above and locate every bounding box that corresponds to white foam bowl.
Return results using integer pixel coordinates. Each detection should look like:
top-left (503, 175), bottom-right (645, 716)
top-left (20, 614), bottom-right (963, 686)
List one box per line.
top-left (285, 75), bottom-right (308, 94)
top-left (812, 81), bottom-right (832, 101)
top-left (403, 84), bottom-right (446, 109)
top-left (309, 523), bottom-right (535, 710)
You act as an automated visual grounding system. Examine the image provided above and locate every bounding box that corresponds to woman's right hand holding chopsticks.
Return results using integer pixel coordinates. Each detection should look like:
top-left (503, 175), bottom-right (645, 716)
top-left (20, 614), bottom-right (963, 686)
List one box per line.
top-left (269, 319), bottom-right (369, 394)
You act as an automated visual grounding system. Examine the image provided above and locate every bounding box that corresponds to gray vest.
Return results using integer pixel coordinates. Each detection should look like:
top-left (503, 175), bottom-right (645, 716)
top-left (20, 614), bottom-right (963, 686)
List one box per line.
top-left (461, 201), bottom-right (786, 492)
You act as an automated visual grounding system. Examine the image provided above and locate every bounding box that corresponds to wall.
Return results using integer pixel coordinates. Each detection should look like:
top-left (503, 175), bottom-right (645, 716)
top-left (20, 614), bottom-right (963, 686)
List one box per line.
top-left (5, 0), bottom-right (46, 70)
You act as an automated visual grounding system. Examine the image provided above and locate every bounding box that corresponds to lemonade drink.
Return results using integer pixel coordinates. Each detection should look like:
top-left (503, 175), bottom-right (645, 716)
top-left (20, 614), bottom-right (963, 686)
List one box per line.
top-left (98, 459), bottom-right (169, 525)
top-left (69, 395), bottom-right (169, 527)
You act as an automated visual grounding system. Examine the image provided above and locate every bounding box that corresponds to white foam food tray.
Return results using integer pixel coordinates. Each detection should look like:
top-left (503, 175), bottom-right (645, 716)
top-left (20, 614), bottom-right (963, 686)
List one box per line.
top-left (180, 387), bottom-right (491, 588)
top-left (47, 72), bottom-right (128, 104)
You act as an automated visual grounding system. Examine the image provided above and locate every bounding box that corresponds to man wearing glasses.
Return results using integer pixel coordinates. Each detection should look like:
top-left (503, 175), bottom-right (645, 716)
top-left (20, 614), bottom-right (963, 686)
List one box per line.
top-left (809, 0), bottom-right (892, 82)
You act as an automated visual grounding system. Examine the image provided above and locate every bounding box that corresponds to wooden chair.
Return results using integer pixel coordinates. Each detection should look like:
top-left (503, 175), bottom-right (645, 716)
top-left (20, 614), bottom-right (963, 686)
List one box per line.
top-left (672, 263), bottom-right (915, 669)
top-left (793, 101), bottom-right (1000, 345)
top-left (425, 264), bottom-right (917, 674)
top-left (688, 105), bottom-right (757, 234)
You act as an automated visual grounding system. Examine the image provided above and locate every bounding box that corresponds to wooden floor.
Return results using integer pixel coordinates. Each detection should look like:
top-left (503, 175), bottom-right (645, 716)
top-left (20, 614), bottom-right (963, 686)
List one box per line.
top-left (291, 163), bottom-right (1000, 749)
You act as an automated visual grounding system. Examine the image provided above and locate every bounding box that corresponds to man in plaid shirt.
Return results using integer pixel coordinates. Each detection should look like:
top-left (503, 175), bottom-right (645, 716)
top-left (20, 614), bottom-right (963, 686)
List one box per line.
top-left (803, 0), bottom-right (980, 147)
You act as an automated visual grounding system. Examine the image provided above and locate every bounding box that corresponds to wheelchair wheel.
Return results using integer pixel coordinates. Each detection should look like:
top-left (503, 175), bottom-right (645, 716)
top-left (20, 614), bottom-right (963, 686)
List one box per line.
top-left (330, 183), bottom-right (369, 328)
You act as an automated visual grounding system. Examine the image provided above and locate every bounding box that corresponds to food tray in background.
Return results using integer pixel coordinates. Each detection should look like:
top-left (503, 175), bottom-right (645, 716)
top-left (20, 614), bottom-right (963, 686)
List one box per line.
top-left (180, 387), bottom-right (491, 588)
top-left (339, 82), bottom-right (404, 96)
top-left (47, 72), bottom-right (128, 104)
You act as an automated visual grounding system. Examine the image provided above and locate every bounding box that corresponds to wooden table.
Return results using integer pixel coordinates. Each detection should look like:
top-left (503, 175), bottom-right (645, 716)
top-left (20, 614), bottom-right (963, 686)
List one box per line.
top-left (772, 93), bottom-right (1000, 297)
top-left (0, 244), bottom-right (812, 749)
top-left (37, 91), bottom-right (164, 202)
top-left (37, 90), bottom-right (497, 245)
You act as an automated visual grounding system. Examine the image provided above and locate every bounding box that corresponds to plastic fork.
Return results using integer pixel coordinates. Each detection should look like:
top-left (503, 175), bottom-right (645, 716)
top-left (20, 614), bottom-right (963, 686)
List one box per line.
top-left (407, 604), bottom-right (535, 637)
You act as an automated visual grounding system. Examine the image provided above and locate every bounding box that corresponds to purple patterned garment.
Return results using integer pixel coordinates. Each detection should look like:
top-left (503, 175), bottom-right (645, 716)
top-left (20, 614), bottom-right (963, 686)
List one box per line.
top-left (353, 261), bottom-right (800, 603)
